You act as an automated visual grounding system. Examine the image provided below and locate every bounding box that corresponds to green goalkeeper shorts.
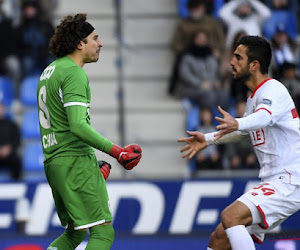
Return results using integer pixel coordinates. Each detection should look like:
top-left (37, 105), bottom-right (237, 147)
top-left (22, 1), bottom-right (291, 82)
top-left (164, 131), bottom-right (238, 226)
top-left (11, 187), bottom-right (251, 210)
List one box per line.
top-left (44, 154), bottom-right (113, 230)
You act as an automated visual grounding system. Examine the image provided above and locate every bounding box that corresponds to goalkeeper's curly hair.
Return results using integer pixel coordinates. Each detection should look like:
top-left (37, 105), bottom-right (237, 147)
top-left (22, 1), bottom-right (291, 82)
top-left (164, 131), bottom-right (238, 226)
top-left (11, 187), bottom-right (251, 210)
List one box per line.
top-left (49, 13), bottom-right (89, 58)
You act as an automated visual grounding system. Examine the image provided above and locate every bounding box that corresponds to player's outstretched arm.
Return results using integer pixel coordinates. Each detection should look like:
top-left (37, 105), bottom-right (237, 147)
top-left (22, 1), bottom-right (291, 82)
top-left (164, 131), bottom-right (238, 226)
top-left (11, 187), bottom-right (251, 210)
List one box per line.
top-left (109, 144), bottom-right (142, 170)
top-left (66, 106), bottom-right (142, 169)
top-left (177, 131), bottom-right (207, 159)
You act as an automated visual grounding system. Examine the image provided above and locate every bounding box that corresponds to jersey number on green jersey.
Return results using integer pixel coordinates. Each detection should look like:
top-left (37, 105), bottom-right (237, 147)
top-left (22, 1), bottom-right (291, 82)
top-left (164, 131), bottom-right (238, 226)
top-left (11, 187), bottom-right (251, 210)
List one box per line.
top-left (38, 65), bottom-right (56, 129)
top-left (38, 85), bottom-right (51, 129)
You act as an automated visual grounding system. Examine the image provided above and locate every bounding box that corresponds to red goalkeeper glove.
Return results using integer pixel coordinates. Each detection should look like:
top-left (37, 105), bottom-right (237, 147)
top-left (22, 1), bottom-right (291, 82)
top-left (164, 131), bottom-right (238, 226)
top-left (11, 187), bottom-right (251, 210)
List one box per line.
top-left (109, 144), bottom-right (142, 170)
top-left (98, 160), bottom-right (111, 180)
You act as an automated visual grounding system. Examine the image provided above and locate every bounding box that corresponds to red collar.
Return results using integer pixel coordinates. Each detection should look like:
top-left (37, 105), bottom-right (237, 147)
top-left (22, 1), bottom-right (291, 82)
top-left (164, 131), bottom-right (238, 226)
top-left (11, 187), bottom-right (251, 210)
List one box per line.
top-left (250, 78), bottom-right (272, 98)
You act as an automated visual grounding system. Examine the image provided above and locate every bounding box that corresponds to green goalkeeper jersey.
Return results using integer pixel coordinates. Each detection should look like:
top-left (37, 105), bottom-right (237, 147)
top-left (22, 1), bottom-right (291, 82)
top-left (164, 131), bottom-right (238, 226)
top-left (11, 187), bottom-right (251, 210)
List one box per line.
top-left (37, 56), bottom-right (113, 162)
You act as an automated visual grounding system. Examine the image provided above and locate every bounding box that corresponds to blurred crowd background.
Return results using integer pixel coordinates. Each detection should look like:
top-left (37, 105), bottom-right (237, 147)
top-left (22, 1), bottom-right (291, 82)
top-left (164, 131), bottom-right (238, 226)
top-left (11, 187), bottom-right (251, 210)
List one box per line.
top-left (0, 0), bottom-right (300, 182)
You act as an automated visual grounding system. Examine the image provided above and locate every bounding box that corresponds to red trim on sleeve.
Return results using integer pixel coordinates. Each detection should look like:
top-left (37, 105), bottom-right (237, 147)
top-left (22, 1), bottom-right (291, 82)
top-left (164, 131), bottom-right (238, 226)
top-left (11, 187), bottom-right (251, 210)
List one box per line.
top-left (257, 205), bottom-right (269, 229)
top-left (291, 108), bottom-right (299, 118)
top-left (251, 78), bottom-right (272, 98)
top-left (255, 107), bottom-right (272, 115)
top-left (251, 234), bottom-right (263, 244)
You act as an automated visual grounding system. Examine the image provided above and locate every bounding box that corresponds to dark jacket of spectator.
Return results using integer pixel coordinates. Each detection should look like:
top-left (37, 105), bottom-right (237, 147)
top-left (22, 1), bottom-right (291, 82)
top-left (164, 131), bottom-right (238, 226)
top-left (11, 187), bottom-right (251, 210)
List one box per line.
top-left (171, 0), bottom-right (225, 56)
top-left (0, 102), bottom-right (22, 180)
top-left (177, 30), bottom-right (228, 109)
top-left (17, 0), bottom-right (54, 77)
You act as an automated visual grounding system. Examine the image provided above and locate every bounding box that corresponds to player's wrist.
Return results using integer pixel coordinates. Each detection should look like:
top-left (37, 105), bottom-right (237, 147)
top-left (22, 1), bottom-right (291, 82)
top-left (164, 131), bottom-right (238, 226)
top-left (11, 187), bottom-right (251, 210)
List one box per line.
top-left (205, 132), bottom-right (217, 145)
top-left (109, 144), bottom-right (122, 159)
top-left (235, 118), bottom-right (242, 130)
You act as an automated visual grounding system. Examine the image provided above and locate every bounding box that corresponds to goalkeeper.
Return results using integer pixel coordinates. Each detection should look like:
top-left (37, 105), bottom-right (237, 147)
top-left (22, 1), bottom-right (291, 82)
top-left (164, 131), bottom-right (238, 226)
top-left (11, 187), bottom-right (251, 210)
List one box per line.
top-left (36, 13), bottom-right (142, 250)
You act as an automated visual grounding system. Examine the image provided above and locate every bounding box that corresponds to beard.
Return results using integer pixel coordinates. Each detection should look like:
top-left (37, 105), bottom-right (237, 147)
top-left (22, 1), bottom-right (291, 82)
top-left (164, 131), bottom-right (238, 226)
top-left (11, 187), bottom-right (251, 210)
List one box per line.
top-left (84, 52), bottom-right (100, 64)
top-left (232, 66), bottom-right (251, 84)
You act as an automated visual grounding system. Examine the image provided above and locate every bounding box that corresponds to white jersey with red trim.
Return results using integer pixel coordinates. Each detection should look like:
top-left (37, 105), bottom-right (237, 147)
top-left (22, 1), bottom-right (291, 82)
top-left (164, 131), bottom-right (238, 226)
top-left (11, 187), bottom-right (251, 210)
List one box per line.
top-left (244, 78), bottom-right (300, 184)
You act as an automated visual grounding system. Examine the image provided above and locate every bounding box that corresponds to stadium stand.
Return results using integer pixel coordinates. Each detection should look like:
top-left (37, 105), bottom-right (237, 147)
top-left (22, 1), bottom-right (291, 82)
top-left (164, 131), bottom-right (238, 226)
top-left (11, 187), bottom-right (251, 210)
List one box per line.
top-left (22, 142), bottom-right (44, 172)
top-left (21, 109), bottom-right (40, 141)
top-left (0, 76), bottom-right (14, 107)
top-left (12, 0), bottom-right (191, 180)
top-left (20, 75), bottom-right (40, 107)
top-left (51, 0), bottom-right (185, 179)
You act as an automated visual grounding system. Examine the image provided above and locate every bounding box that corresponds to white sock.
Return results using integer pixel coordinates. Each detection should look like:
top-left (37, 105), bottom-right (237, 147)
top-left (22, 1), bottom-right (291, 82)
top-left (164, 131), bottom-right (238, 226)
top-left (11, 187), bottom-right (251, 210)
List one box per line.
top-left (225, 225), bottom-right (255, 250)
top-left (207, 248), bottom-right (213, 250)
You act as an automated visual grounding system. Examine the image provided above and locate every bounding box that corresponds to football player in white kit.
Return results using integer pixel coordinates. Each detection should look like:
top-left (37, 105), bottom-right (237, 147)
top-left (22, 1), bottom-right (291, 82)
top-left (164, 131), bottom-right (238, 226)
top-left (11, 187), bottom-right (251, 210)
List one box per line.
top-left (178, 35), bottom-right (300, 250)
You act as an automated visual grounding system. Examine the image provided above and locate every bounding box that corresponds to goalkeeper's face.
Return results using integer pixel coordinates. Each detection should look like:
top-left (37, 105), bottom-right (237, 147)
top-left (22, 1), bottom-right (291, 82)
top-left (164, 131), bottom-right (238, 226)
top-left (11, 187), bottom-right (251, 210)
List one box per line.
top-left (83, 30), bottom-right (103, 63)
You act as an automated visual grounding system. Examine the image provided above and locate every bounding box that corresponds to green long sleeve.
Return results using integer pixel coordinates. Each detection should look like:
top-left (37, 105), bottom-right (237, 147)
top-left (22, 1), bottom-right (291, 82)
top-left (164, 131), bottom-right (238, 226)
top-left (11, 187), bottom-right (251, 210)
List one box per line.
top-left (66, 105), bottom-right (114, 154)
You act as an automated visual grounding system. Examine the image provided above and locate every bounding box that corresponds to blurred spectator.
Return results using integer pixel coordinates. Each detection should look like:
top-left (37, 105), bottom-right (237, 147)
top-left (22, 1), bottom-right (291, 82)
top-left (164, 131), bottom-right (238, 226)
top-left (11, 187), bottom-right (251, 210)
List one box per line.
top-left (36, 0), bottom-right (58, 22)
top-left (19, 0), bottom-right (58, 22)
top-left (223, 101), bottom-right (258, 169)
top-left (17, 0), bottom-right (54, 78)
top-left (168, 0), bottom-right (225, 95)
top-left (218, 0), bottom-right (271, 49)
top-left (171, 0), bottom-right (225, 56)
top-left (1, 0), bottom-right (58, 26)
top-left (270, 23), bottom-right (298, 78)
top-left (221, 30), bottom-right (250, 102)
top-left (177, 0), bottom-right (225, 19)
top-left (278, 62), bottom-right (300, 111)
top-left (0, 1), bottom-right (21, 93)
top-left (176, 29), bottom-right (228, 110)
top-left (0, 102), bottom-right (22, 180)
top-left (0, 0), bottom-right (20, 26)
top-left (195, 107), bottom-right (222, 171)
top-left (263, 0), bottom-right (298, 42)
top-left (263, 0), bottom-right (298, 16)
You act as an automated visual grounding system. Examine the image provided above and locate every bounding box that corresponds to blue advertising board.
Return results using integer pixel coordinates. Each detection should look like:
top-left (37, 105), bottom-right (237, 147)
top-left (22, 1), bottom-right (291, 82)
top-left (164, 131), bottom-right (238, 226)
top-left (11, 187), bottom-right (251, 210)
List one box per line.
top-left (0, 179), bottom-right (300, 249)
top-left (0, 235), bottom-right (299, 250)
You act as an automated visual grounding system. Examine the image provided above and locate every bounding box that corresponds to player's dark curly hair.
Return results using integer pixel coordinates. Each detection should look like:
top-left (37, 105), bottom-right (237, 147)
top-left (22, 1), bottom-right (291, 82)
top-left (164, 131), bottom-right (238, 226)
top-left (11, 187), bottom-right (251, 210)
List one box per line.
top-left (49, 13), bottom-right (89, 58)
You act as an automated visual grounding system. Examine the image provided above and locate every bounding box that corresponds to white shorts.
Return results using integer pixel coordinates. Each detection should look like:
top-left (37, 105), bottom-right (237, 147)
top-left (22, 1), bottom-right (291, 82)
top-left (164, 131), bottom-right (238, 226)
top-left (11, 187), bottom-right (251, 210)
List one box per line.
top-left (237, 180), bottom-right (300, 244)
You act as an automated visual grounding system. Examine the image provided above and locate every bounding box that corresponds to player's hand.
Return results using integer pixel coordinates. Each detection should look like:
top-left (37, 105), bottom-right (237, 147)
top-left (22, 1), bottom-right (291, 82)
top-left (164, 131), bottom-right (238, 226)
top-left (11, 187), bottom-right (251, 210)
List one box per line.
top-left (214, 106), bottom-right (238, 140)
top-left (98, 160), bottom-right (111, 180)
top-left (177, 131), bottom-right (207, 159)
top-left (109, 144), bottom-right (142, 170)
